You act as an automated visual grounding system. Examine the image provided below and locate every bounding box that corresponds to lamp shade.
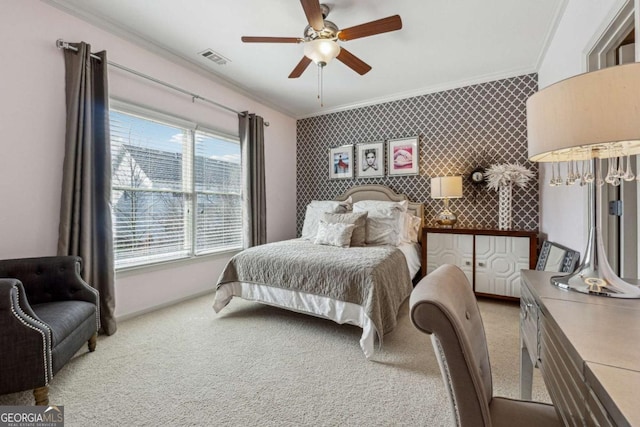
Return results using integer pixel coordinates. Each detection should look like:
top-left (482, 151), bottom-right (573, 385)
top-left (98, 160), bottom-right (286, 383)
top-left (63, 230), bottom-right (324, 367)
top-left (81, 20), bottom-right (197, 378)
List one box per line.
top-left (527, 62), bottom-right (640, 162)
top-left (303, 39), bottom-right (340, 65)
top-left (431, 176), bottom-right (463, 199)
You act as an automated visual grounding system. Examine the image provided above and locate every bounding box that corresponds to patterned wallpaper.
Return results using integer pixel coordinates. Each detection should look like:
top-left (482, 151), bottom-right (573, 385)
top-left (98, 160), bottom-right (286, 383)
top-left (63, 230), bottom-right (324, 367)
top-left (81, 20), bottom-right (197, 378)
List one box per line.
top-left (296, 73), bottom-right (539, 234)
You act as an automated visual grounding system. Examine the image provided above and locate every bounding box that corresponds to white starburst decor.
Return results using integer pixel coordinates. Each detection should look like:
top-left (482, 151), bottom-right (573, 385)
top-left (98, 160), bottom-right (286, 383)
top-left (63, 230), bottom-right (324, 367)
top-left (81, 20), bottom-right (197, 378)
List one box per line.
top-left (485, 164), bottom-right (534, 230)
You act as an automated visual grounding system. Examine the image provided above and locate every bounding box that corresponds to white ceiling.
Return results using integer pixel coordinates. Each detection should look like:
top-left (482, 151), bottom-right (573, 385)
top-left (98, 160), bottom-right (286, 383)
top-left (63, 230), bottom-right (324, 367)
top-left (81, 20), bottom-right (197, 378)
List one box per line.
top-left (45, 0), bottom-right (565, 119)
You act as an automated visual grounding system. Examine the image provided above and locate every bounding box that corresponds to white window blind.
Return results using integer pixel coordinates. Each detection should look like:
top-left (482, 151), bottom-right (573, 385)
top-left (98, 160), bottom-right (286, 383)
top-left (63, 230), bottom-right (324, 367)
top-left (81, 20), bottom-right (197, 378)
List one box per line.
top-left (110, 105), bottom-right (242, 268)
top-left (194, 130), bottom-right (242, 254)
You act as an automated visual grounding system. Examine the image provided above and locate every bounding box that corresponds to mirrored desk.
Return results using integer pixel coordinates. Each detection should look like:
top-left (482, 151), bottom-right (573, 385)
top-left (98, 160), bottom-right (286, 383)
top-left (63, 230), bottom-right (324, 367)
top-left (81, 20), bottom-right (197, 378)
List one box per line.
top-left (520, 270), bottom-right (640, 426)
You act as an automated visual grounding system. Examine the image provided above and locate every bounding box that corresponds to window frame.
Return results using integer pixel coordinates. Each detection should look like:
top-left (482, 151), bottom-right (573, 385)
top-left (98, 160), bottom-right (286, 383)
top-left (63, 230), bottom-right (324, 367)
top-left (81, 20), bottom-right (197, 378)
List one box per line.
top-left (109, 99), bottom-right (242, 270)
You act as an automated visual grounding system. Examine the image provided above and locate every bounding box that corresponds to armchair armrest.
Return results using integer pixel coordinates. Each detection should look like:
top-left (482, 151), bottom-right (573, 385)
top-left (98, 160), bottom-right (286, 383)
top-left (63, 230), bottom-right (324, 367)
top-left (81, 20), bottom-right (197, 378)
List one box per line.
top-left (0, 279), bottom-right (53, 394)
top-left (0, 256), bottom-right (99, 306)
top-left (1, 278), bottom-right (41, 322)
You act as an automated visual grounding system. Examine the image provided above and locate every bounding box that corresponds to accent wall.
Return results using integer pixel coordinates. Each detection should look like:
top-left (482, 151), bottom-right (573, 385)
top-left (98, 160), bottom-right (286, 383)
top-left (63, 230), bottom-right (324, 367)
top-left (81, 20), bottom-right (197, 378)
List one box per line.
top-left (296, 74), bottom-right (539, 233)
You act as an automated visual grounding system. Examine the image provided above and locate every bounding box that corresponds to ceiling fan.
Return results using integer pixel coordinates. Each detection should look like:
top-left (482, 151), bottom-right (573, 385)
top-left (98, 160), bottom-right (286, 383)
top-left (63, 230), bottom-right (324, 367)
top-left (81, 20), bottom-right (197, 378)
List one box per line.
top-left (241, 0), bottom-right (403, 79)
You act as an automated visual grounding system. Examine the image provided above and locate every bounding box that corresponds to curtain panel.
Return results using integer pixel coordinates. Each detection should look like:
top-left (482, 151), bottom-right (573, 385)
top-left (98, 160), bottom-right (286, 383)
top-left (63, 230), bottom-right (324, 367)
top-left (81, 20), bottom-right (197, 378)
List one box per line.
top-left (239, 112), bottom-right (267, 248)
top-left (58, 42), bottom-right (116, 335)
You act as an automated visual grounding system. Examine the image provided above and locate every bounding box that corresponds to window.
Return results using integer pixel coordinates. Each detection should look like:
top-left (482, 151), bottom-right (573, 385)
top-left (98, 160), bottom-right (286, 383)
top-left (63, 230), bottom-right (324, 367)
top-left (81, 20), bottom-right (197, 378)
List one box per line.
top-left (109, 103), bottom-right (242, 268)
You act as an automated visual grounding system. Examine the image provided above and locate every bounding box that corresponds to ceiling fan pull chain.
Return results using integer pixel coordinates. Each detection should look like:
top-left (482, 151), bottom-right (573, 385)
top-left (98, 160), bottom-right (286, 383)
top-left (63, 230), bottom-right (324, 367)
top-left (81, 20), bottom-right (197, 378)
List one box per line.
top-left (320, 64), bottom-right (324, 107)
top-left (317, 63), bottom-right (321, 104)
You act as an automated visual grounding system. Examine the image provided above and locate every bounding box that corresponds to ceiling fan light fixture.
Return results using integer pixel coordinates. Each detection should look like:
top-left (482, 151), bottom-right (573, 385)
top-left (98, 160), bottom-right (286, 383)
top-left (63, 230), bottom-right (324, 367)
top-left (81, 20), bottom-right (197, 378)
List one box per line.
top-left (303, 39), bottom-right (340, 65)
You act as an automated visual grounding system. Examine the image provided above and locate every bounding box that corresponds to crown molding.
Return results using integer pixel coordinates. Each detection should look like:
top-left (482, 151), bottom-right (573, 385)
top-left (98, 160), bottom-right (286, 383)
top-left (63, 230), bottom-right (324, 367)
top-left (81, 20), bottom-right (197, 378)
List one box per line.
top-left (534, 0), bottom-right (569, 71)
top-left (295, 66), bottom-right (538, 120)
top-left (42, 0), bottom-right (548, 123)
top-left (41, 0), bottom-right (298, 119)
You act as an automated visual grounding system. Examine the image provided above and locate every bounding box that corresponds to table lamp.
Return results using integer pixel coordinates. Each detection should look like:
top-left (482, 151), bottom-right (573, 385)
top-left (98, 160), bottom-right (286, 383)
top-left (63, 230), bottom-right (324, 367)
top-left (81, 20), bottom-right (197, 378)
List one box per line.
top-left (527, 62), bottom-right (640, 298)
top-left (431, 176), bottom-right (463, 228)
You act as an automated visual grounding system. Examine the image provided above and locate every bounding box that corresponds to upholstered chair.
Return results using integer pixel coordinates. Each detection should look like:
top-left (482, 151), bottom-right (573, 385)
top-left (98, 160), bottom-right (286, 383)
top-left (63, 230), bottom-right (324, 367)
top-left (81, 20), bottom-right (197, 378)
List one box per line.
top-left (0, 256), bottom-right (99, 405)
top-left (410, 264), bottom-right (562, 427)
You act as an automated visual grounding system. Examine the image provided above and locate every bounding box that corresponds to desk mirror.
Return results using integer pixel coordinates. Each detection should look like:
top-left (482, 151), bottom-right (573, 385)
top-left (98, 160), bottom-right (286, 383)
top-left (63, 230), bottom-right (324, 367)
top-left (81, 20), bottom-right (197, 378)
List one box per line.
top-left (536, 240), bottom-right (580, 273)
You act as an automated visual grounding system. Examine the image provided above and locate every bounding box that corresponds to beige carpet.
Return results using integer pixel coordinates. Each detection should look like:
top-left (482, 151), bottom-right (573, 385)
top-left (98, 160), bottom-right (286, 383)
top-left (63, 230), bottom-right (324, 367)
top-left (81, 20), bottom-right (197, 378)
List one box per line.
top-left (0, 294), bottom-right (549, 426)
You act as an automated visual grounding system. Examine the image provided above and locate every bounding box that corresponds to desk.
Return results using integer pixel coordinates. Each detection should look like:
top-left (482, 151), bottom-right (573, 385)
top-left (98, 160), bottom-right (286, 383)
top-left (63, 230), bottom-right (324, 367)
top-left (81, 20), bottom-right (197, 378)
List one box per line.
top-left (520, 270), bottom-right (640, 426)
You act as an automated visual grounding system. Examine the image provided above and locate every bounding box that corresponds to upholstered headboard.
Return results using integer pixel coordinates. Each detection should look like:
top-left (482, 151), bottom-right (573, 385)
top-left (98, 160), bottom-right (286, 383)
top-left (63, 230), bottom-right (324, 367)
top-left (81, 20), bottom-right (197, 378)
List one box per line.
top-left (334, 184), bottom-right (425, 240)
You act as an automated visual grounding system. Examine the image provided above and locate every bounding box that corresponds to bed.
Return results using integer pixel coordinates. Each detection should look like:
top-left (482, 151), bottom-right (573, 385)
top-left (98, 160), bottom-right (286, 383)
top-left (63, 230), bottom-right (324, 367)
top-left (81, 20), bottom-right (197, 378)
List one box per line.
top-left (213, 184), bottom-right (424, 358)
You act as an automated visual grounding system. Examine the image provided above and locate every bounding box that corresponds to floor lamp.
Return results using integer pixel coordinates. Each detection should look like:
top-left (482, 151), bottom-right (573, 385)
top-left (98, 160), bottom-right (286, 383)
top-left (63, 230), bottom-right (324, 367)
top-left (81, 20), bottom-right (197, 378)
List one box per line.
top-left (527, 62), bottom-right (640, 298)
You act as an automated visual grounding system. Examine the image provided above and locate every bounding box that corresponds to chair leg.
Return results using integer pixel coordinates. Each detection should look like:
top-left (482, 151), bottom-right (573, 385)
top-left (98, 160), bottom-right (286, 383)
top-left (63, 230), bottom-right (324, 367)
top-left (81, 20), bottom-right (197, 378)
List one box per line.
top-left (88, 332), bottom-right (97, 352)
top-left (33, 386), bottom-right (49, 406)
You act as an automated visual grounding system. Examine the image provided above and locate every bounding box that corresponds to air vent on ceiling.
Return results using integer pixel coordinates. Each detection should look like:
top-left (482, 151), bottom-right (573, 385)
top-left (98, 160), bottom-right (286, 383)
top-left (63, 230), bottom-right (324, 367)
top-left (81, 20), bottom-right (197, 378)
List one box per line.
top-left (199, 49), bottom-right (230, 65)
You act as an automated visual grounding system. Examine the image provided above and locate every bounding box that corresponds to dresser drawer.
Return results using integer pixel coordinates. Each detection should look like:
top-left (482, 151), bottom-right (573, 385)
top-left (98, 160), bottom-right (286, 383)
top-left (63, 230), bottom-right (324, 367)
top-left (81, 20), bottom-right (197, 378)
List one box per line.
top-left (540, 314), bottom-right (587, 427)
top-left (585, 388), bottom-right (615, 427)
top-left (519, 283), bottom-right (539, 365)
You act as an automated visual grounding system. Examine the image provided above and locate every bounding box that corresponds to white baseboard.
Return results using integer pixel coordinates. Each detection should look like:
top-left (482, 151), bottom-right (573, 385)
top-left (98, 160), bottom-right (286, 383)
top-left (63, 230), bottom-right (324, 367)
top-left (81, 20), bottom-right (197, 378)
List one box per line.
top-left (115, 289), bottom-right (215, 322)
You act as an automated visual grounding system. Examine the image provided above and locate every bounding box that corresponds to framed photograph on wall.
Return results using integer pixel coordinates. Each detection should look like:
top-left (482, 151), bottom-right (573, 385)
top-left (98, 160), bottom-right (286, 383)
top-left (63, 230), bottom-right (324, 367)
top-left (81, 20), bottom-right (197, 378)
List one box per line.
top-left (356, 142), bottom-right (384, 178)
top-left (387, 136), bottom-right (419, 176)
top-left (329, 145), bottom-right (354, 179)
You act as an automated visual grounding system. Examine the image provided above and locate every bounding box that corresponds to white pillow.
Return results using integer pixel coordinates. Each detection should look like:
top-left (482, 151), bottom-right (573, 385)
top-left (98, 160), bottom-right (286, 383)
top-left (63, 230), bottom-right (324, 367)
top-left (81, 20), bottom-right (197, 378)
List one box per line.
top-left (400, 212), bottom-right (422, 243)
top-left (314, 221), bottom-right (355, 248)
top-left (353, 200), bottom-right (408, 218)
top-left (309, 196), bottom-right (352, 211)
top-left (301, 197), bottom-right (352, 240)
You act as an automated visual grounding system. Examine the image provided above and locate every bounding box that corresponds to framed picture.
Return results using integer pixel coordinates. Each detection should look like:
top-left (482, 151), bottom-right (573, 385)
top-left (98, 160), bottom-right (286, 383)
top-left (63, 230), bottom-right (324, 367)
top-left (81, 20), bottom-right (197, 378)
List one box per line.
top-left (356, 142), bottom-right (384, 178)
top-left (329, 145), bottom-right (354, 179)
top-left (387, 136), bottom-right (419, 176)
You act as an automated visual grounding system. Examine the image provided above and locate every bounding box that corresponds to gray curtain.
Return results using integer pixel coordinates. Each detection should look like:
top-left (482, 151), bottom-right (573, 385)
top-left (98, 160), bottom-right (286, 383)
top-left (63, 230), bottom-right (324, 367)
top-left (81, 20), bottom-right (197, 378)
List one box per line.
top-left (239, 112), bottom-right (267, 247)
top-left (58, 42), bottom-right (116, 335)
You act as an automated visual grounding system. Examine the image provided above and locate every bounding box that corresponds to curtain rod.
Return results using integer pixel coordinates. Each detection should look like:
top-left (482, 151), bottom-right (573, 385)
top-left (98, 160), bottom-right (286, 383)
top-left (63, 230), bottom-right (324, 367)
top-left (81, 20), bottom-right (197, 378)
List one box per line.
top-left (55, 39), bottom-right (269, 126)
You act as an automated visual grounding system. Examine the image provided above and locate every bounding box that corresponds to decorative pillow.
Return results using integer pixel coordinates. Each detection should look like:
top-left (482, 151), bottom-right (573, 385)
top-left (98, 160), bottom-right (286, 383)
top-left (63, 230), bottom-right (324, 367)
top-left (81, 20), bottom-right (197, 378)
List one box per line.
top-left (364, 216), bottom-right (403, 246)
top-left (313, 221), bottom-right (355, 248)
top-left (352, 200), bottom-right (407, 246)
top-left (323, 211), bottom-right (368, 246)
top-left (301, 197), bottom-right (352, 240)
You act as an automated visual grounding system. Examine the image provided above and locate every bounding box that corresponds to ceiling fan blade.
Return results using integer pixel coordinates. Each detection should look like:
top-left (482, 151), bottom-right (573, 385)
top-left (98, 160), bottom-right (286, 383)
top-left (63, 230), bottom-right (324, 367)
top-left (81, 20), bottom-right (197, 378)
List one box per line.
top-left (336, 48), bottom-right (372, 75)
top-left (338, 15), bottom-right (402, 41)
top-left (300, 0), bottom-right (324, 31)
top-left (289, 56), bottom-right (313, 78)
top-left (241, 36), bottom-right (301, 43)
